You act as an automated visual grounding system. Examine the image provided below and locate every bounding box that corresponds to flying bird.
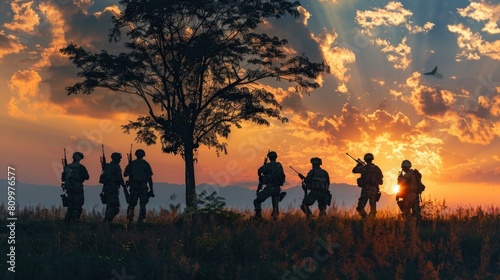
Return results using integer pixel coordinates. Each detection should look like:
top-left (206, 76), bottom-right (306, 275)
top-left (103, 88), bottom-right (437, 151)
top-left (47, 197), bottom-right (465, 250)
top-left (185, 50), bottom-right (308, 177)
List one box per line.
top-left (424, 66), bottom-right (438, 76)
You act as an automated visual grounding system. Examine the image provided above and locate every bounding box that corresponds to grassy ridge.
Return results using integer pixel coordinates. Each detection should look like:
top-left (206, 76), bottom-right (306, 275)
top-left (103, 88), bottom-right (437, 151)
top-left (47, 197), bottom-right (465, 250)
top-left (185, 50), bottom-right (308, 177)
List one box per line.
top-left (1, 203), bottom-right (499, 280)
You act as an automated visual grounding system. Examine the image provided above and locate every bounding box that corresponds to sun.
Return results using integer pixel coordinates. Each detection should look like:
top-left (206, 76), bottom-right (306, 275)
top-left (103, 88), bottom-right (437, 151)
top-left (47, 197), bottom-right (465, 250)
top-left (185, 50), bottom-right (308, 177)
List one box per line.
top-left (392, 184), bottom-right (400, 194)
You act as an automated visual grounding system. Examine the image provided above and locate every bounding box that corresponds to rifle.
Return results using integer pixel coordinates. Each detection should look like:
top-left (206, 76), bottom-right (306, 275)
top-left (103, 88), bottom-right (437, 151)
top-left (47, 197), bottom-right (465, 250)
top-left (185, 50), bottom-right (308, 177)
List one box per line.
top-left (256, 150), bottom-right (270, 194)
top-left (60, 148), bottom-right (68, 207)
top-left (289, 166), bottom-right (308, 197)
top-left (123, 144), bottom-right (132, 203)
top-left (100, 144), bottom-right (107, 171)
top-left (346, 153), bottom-right (365, 166)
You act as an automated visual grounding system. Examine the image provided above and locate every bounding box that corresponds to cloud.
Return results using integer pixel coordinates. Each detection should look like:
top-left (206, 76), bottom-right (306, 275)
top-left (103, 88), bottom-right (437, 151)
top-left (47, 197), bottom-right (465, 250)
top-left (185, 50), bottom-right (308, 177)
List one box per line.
top-left (448, 22), bottom-right (500, 61)
top-left (458, 1), bottom-right (500, 34)
top-left (3, 1), bottom-right (40, 34)
top-left (0, 31), bottom-right (25, 58)
top-left (355, 2), bottom-right (434, 69)
top-left (373, 37), bottom-right (411, 69)
top-left (355, 2), bottom-right (412, 31)
top-left (7, 69), bottom-right (64, 120)
top-left (447, 112), bottom-right (497, 145)
top-left (281, 91), bottom-right (307, 117)
top-left (297, 6), bottom-right (311, 26)
top-left (313, 30), bottom-right (356, 93)
top-left (409, 86), bottom-right (456, 117)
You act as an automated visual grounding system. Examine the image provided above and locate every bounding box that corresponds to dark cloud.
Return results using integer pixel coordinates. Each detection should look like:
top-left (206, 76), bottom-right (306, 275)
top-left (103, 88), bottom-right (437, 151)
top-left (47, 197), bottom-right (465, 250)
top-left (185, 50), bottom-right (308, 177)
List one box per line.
top-left (281, 91), bottom-right (307, 117)
top-left (261, 10), bottom-right (323, 62)
top-left (305, 103), bottom-right (417, 147)
top-left (416, 87), bottom-right (454, 116)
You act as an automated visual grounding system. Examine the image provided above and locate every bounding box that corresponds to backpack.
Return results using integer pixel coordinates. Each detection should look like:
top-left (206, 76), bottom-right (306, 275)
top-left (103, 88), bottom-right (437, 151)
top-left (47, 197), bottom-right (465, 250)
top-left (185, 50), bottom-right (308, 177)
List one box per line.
top-left (414, 169), bottom-right (426, 193)
top-left (63, 164), bottom-right (81, 191)
top-left (310, 168), bottom-right (329, 191)
top-left (362, 164), bottom-right (383, 186)
top-left (128, 160), bottom-right (150, 182)
top-left (99, 163), bottom-right (113, 184)
top-left (265, 162), bottom-right (285, 186)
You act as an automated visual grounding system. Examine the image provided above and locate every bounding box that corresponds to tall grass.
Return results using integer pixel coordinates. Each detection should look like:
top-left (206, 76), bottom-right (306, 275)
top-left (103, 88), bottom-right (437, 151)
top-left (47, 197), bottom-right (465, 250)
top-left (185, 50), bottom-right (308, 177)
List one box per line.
top-left (0, 200), bottom-right (498, 280)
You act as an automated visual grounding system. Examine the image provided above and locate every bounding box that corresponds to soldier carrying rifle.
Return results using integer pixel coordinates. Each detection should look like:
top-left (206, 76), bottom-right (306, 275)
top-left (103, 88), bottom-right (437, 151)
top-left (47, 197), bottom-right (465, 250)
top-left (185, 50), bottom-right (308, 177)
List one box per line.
top-left (293, 158), bottom-right (331, 218)
top-left (349, 153), bottom-right (383, 218)
top-left (396, 159), bottom-right (424, 222)
top-left (253, 151), bottom-right (285, 220)
top-left (124, 149), bottom-right (154, 224)
top-left (61, 151), bottom-right (89, 223)
top-left (99, 145), bottom-right (126, 224)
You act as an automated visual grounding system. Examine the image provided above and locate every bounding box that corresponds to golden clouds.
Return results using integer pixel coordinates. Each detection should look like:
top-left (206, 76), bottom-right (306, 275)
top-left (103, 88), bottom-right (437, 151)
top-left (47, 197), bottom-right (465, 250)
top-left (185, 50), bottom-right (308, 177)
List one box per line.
top-left (373, 37), bottom-right (411, 70)
top-left (355, 1), bottom-right (433, 35)
top-left (3, 1), bottom-right (40, 34)
top-left (355, 2), bottom-right (433, 70)
top-left (458, 1), bottom-right (500, 34)
top-left (449, 1), bottom-right (500, 61)
top-left (447, 113), bottom-right (496, 145)
top-left (313, 30), bottom-right (355, 93)
top-left (355, 2), bottom-right (412, 31)
top-left (35, 1), bottom-right (67, 68)
top-left (297, 6), bottom-right (311, 26)
top-left (0, 31), bottom-right (25, 58)
top-left (7, 69), bottom-right (63, 120)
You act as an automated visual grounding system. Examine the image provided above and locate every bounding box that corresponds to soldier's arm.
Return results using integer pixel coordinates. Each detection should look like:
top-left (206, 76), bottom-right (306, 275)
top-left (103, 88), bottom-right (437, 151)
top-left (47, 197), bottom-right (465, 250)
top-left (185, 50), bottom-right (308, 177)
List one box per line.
top-left (352, 164), bottom-right (363, 174)
top-left (257, 164), bottom-right (266, 177)
top-left (304, 170), bottom-right (313, 187)
top-left (117, 166), bottom-right (125, 186)
top-left (326, 170), bottom-right (331, 186)
top-left (82, 166), bottom-right (90, 181)
top-left (123, 164), bottom-right (130, 177)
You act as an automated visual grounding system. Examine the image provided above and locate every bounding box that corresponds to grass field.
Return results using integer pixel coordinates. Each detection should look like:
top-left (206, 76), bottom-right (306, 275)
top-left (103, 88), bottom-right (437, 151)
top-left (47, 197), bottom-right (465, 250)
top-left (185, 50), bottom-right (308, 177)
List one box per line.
top-left (1, 199), bottom-right (498, 280)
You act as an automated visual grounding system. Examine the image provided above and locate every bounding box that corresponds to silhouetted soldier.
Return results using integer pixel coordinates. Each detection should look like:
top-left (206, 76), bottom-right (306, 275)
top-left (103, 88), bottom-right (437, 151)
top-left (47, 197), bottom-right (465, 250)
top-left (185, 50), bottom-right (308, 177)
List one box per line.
top-left (396, 159), bottom-right (421, 221)
top-left (254, 151), bottom-right (285, 220)
top-left (100, 152), bottom-right (125, 224)
top-left (124, 149), bottom-right (154, 224)
top-left (352, 153), bottom-right (383, 218)
top-left (300, 157), bottom-right (331, 218)
top-left (62, 151), bottom-right (89, 222)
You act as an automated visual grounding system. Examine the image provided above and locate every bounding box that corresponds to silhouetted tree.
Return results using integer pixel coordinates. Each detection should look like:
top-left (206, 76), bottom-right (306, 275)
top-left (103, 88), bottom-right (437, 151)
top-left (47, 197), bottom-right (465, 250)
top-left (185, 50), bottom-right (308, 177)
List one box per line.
top-left (61, 0), bottom-right (328, 208)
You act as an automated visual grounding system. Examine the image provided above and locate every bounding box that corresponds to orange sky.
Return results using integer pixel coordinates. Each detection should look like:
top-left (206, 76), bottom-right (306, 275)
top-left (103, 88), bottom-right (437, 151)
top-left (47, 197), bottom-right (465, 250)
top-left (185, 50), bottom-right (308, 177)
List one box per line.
top-left (0, 0), bottom-right (499, 207)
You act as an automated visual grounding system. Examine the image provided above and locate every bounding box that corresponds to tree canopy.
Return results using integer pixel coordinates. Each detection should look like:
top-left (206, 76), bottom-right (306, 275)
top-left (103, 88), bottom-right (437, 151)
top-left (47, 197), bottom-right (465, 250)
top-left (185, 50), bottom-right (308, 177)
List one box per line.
top-left (61, 0), bottom-right (328, 207)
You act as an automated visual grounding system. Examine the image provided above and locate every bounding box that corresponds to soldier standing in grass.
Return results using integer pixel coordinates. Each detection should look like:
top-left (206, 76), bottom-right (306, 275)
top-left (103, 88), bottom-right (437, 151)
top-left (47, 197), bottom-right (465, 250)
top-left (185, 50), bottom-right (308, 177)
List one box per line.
top-left (254, 151), bottom-right (286, 220)
top-left (62, 151), bottom-right (89, 222)
top-left (124, 149), bottom-right (154, 224)
top-left (396, 159), bottom-right (422, 221)
top-left (352, 153), bottom-right (383, 218)
top-left (100, 152), bottom-right (125, 224)
top-left (300, 157), bottom-right (331, 218)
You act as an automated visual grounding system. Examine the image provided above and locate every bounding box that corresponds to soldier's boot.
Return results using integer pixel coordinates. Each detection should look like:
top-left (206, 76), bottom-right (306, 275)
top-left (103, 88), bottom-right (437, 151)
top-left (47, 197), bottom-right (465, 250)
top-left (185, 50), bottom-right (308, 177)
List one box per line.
top-left (356, 206), bottom-right (368, 218)
top-left (301, 204), bottom-right (312, 218)
top-left (319, 210), bottom-right (327, 217)
top-left (271, 210), bottom-right (278, 221)
top-left (126, 208), bottom-right (134, 224)
top-left (253, 211), bottom-right (263, 221)
top-left (368, 209), bottom-right (376, 218)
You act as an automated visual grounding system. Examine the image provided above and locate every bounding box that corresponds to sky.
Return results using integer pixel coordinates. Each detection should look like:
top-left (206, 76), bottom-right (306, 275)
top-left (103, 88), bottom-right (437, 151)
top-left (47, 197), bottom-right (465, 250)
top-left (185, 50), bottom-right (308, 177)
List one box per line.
top-left (0, 0), bottom-right (499, 207)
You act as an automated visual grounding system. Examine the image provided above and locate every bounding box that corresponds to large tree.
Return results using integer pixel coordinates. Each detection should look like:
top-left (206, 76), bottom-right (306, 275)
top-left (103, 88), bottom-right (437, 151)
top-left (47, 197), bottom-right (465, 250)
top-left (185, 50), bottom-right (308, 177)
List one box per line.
top-left (61, 0), bottom-right (328, 208)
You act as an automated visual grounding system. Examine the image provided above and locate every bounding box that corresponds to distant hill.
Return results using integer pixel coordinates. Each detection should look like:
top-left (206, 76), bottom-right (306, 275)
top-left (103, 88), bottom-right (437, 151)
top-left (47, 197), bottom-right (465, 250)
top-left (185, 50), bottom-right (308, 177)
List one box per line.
top-left (0, 179), bottom-right (397, 212)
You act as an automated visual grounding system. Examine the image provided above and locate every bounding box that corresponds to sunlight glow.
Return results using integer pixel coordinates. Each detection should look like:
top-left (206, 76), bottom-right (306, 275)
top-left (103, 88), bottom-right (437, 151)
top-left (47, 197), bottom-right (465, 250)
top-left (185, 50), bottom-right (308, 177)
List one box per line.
top-left (392, 184), bottom-right (400, 194)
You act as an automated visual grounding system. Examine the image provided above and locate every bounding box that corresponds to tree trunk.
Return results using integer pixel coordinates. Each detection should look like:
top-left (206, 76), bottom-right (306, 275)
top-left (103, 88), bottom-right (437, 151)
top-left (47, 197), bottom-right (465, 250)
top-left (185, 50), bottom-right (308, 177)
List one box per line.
top-left (184, 140), bottom-right (197, 208)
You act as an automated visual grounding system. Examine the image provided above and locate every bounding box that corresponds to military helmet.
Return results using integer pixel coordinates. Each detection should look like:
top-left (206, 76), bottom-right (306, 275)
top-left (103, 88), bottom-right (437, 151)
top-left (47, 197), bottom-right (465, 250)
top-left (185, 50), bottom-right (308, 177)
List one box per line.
top-left (267, 151), bottom-right (277, 159)
top-left (72, 151), bottom-right (84, 160)
top-left (401, 159), bottom-right (412, 168)
top-left (111, 152), bottom-right (122, 160)
top-left (135, 149), bottom-right (146, 157)
top-left (310, 157), bottom-right (322, 165)
top-left (364, 153), bottom-right (374, 161)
